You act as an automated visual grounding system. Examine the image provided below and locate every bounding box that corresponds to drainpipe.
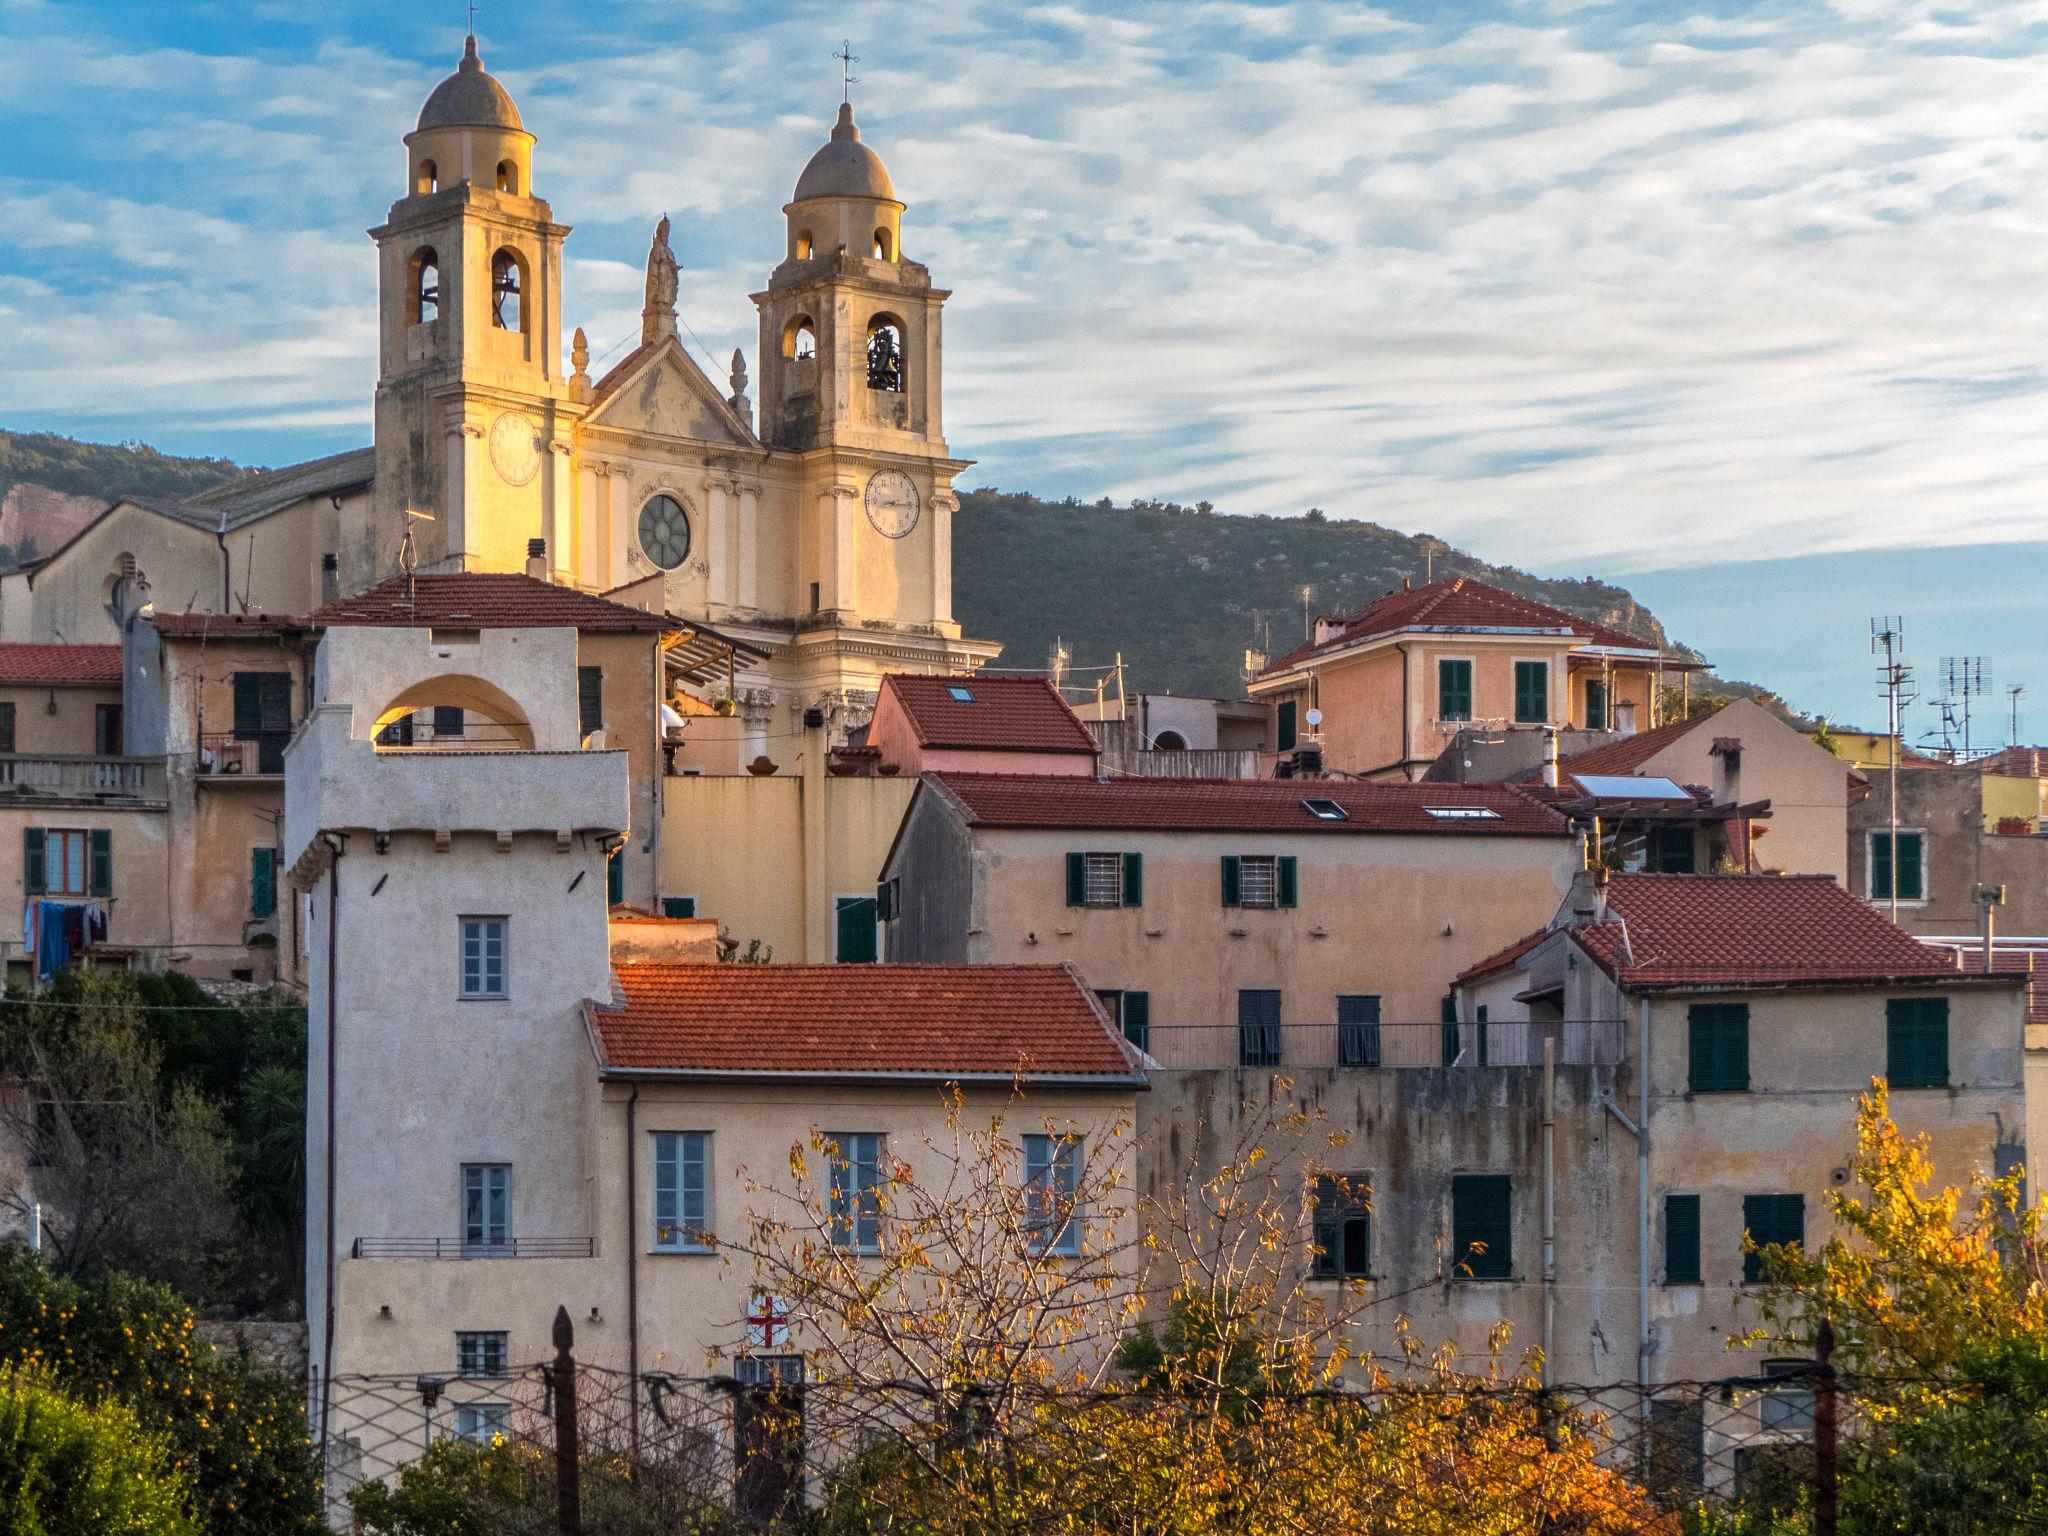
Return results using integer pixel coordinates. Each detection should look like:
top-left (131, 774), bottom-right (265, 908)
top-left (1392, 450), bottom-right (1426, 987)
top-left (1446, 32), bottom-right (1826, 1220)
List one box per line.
top-left (624, 1086), bottom-right (641, 1459)
top-left (1541, 1033), bottom-right (1556, 1387)
top-left (1396, 643), bottom-right (1412, 780)
top-left (318, 835), bottom-right (344, 1449)
top-left (1636, 992), bottom-right (1652, 1427)
top-left (213, 521), bottom-right (233, 611)
top-left (1542, 728), bottom-right (1560, 790)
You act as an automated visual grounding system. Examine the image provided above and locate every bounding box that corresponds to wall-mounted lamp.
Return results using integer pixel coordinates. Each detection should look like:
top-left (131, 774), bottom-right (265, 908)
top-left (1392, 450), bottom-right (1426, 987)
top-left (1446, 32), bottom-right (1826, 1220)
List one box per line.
top-left (378, 1304), bottom-right (393, 1320)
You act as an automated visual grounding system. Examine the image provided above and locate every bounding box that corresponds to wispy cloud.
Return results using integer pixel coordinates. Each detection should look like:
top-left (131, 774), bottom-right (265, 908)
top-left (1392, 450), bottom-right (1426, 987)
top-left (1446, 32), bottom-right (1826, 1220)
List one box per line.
top-left (0, 0), bottom-right (2043, 572)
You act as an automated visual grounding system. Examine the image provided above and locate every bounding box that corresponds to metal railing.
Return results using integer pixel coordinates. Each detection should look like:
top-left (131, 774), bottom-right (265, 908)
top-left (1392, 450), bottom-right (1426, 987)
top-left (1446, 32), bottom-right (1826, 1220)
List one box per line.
top-left (0, 754), bottom-right (166, 798)
top-left (351, 1236), bottom-right (599, 1260)
top-left (198, 732), bottom-right (286, 777)
top-left (1129, 1018), bottom-right (1626, 1071)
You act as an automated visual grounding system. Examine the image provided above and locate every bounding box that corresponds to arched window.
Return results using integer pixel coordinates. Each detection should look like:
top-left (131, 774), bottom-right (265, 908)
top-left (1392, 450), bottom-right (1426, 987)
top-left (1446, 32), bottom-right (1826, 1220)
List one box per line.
top-left (490, 249), bottom-right (523, 332)
top-left (416, 159), bottom-right (438, 195)
top-left (872, 227), bottom-right (893, 261)
top-left (1152, 730), bottom-right (1188, 752)
top-left (784, 316), bottom-right (817, 364)
top-left (411, 247), bottom-right (440, 325)
top-left (496, 160), bottom-right (519, 195)
top-left (866, 316), bottom-right (905, 393)
top-left (795, 230), bottom-right (814, 260)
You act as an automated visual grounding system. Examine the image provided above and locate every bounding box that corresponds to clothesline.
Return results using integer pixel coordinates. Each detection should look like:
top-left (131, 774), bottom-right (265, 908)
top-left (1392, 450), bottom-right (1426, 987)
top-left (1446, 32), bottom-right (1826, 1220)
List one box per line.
top-left (21, 900), bottom-right (106, 983)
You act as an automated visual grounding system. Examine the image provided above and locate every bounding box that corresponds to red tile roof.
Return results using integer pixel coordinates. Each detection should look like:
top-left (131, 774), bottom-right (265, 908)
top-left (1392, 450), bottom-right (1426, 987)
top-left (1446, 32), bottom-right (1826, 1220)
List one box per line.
top-left (881, 674), bottom-right (1100, 754)
top-left (0, 643), bottom-right (123, 685)
top-left (584, 962), bottom-right (1143, 1082)
top-left (1926, 943), bottom-right (2048, 1027)
top-left (1548, 708), bottom-right (1722, 779)
top-left (314, 573), bottom-right (670, 631)
top-left (931, 773), bottom-right (1573, 836)
top-left (1266, 577), bottom-right (1657, 673)
top-left (149, 612), bottom-right (307, 639)
top-left (1976, 747), bottom-right (2048, 779)
top-left (1571, 874), bottom-right (2003, 991)
top-left (1455, 926), bottom-right (1557, 986)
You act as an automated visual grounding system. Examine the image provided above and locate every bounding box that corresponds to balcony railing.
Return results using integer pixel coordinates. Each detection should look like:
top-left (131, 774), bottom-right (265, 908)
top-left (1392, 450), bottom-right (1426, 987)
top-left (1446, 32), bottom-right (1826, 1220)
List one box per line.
top-left (0, 754), bottom-right (165, 800)
top-left (351, 1236), bottom-right (598, 1260)
top-left (198, 732), bottom-right (286, 778)
top-left (1130, 1018), bottom-right (1625, 1071)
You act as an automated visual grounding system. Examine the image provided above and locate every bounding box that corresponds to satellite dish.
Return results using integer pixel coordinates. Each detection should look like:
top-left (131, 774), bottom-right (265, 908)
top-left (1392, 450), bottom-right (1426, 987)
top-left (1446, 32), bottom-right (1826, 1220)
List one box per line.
top-left (1305, 708), bottom-right (1323, 727)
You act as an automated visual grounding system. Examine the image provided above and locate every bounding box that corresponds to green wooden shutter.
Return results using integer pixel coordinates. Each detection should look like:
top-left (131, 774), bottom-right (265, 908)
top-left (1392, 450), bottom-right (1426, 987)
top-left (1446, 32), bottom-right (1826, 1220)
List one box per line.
top-left (1744, 1194), bottom-right (1804, 1283)
top-left (1441, 994), bottom-right (1458, 1065)
top-left (660, 896), bottom-right (696, 919)
top-left (251, 847), bottom-right (277, 920)
top-left (1121, 991), bottom-right (1150, 1053)
top-left (1585, 678), bottom-right (1608, 731)
top-left (835, 896), bottom-right (878, 963)
top-left (578, 666), bottom-right (604, 738)
top-left (1452, 1174), bottom-right (1512, 1279)
top-left (22, 829), bottom-right (44, 896)
top-left (1221, 855), bottom-right (1241, 908)
top-left (1514, 661), bottom-right (1548, 723)
top-left (1688, 1004), bottom-right (1749, 1092)
top-left (232, 672), bottom-right (263, 739)
top-left (0, 702), bottom-right (15, 754)
top-left (1665, 1194), bottom-right (1701, 1284)
top-left (1121, 852), bottom-right (1143, 908)
top-left (1276, 701), bottom-right (1297, 752)
top-left (1276, 856), bottom-right (1298, 908)
top-left (88, 829), bottom-right (112, 897)
top-left (606, 849), bottom-right (623, 905)
top-left (1439, 660), bottom-right (1472, 720)
top-left (1896, 832), bottom-right (1924, 901)
top-left (874, 879), bottom-right (895, 922)
top-left (1066, 853), bottom-right (1087, 907)
top-left (1888, 997), bottom-right (1949, 1088)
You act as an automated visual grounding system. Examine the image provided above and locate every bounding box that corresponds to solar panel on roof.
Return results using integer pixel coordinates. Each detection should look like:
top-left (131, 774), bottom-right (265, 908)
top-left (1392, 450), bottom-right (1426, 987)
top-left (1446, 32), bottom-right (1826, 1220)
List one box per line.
top-left (1572, 774), bottom-right (1692, 801)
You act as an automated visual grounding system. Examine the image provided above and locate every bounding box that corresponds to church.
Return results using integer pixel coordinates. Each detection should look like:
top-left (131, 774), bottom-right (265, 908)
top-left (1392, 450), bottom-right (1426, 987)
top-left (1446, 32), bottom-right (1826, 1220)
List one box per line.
top-left (0, 34), bottom-right (998, 753)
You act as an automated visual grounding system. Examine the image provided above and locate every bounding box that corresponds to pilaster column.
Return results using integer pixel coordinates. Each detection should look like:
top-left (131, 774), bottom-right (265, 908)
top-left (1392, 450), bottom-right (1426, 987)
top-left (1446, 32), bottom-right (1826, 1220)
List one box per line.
top-left (546, 440), bottom-right (573, 583)
top-left (607, 467), bottom-right (631, 589)
top-left (576, 463), bottom-right (600, 589)
top-left (704, 476), bottom-right (732, 607)
top-left (737, 485), bottom-right (759, 610)
top-left (448, 422), bottom-right (485, 569)
top-left (929, 488), bottom-right (958, 626)
top-left (826, 483), bottom-right (858, 614)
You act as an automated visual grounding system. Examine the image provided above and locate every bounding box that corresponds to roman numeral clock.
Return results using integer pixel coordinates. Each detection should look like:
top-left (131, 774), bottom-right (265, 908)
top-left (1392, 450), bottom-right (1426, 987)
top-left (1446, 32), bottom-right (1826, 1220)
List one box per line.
top-left (864, 469), bottom-right (920, 539)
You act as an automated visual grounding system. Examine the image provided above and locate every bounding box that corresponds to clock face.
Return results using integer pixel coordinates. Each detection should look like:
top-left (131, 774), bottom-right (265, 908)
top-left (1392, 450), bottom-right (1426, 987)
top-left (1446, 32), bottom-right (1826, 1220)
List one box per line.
top-left (487, 412), bottom-right (541, 487)
top-left (864, 469), bottom-right (920, 539)
top-left (637, 493), bottom-right (692, 570)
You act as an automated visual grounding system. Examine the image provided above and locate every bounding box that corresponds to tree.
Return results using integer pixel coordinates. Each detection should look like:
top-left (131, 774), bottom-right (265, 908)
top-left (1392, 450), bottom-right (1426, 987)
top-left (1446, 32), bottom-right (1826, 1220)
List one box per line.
top-left (0, 1365), bottom-right (198, 1535)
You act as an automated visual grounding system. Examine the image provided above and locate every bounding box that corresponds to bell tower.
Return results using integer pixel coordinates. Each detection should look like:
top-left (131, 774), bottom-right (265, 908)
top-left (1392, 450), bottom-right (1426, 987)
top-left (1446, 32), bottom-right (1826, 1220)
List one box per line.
top-left (752, 101), bottom-right (963, 650)
top-left (354, 35), bottom-right (575, 592)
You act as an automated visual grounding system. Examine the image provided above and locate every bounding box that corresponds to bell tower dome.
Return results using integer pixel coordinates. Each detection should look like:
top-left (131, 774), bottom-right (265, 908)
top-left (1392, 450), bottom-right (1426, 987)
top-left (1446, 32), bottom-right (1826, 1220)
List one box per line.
top-left (355, 35), bottom-right (575, 592)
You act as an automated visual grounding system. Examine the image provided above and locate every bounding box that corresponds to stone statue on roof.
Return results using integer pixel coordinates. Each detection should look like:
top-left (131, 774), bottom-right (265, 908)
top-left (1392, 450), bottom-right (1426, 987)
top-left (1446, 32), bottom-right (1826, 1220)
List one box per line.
top-left (642, 215), bottom-right (679, 345)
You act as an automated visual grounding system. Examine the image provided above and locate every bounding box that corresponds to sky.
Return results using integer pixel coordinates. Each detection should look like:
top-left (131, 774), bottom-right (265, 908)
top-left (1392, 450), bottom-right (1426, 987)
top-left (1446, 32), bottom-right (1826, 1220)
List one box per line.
top-left (0, 0), bottom-right (2042, 731)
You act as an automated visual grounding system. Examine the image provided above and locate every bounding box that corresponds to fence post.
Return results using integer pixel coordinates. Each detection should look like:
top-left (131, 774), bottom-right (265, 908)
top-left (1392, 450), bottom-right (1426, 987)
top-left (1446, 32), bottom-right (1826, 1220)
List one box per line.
top-left (1813, 1320), bottom-right (1838, 1536)
top-left (552, 1305), bottom-right (582, 1536)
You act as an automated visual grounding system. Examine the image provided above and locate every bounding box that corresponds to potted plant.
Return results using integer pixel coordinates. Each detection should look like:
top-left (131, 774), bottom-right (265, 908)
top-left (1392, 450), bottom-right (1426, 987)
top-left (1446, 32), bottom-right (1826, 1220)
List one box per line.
top-left (747, 755), bottom-right (778, 776)
top-left (713, 697), bottom-right (738, 718)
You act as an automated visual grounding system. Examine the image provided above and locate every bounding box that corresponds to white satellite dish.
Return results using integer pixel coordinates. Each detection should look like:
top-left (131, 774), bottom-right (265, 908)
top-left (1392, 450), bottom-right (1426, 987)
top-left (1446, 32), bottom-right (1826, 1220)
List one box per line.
top-left (1305, 708), bottom-right (1323, 726)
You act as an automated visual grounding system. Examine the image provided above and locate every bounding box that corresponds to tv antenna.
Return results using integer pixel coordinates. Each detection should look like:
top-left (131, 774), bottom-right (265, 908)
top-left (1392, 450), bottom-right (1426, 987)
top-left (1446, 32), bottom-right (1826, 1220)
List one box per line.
top-left (1299, 584), bottom-right (1316, 643)
top-left (2008, 684), bottom-right (2026, 748)
top-left (834, 40), bottom-right (860, 103)
top-left (1940, 657), bottom-right (1991, 760)
top-left (1872, 618), bottom-right (1916, 922)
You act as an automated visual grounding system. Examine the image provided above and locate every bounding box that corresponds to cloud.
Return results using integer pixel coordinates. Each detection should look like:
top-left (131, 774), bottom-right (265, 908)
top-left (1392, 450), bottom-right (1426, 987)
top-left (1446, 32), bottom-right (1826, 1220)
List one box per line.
top-left (0, 0), bottom-right (2044, 574)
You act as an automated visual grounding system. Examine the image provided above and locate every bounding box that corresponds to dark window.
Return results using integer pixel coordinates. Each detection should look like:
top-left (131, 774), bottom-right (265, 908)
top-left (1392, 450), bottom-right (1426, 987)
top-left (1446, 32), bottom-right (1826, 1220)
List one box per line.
top-left (1585, 678), bottom-right (1608, 731)
top-left (376, 714), bottom-right (415, 748)
top-left (1238, 990), bottom-right (1282, 1067)
top-left (578, 666), bottom-right (604, 740)
top-left (1441, 994), bottom-right (1459, 1066)
top-left (1514, 661), bottom-right (1548, 724)
top-left (1886, 997), bottom-right (1949, 1089)
top-left (88, 829), bottom-right (111, 897)
top-left (1438, 659), bottom-right (1473, 721)
top-left (1476, 1003), bottom-right (1491, 1068)
top-left (1665, 1193), bottom-right (1701, 1285)
top-left (607, 848), bottom-right (624, 906)
top-left (232, 671), bottom-right (293, 771)
top-left (433, 706), bottom-right (465, 738)
top-left (1337, 995), bottom-right (1381, 1067)
top-left (1276, 699), bottom-right (1297, 752)
top-left (0, 701), bottom-right (13, 754)
top-left (412, 247), bottom-right (439, 323)
top-left (836, 896), bottom-right (877, 963)
top-left (1120, 990), bottom-right (1149, 1053)
top-left (250, 847), bottom-right (276, 920)
top-left (1647, 1399), bottom-right (1707, 1502)
top-left (827, 1132), bottom-right (885, 1251)
top-left (457, 1330), bottom-right (509, 1376)
top-left (1688, 1003), bottom-right (1750, 1093)
top-left (866, 319), bottom-right (905, 392)
top-left (660, 896), bottom-right (697, 919)
top-left (490, 249), bottom-right (522, 331)
top-left (1312, 1175), bottom-right (1370, 1280)
top-left (1452, 1173), bottom-right (1512, 1279)
top-left (94, 704), bottom-right (122, 757)
top-left (1869, 830), bottom-right (1924, 902)
top-left (1652, 824), bottom-right (1696, 874)
top-left (1743, 1194), bottom-right (1804, 1283)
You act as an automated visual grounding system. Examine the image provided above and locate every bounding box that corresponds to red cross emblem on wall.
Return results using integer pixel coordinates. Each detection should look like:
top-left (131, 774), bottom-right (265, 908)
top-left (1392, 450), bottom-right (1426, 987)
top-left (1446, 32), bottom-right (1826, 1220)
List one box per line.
top-left (746, 1294), bottom-right (790, 1350)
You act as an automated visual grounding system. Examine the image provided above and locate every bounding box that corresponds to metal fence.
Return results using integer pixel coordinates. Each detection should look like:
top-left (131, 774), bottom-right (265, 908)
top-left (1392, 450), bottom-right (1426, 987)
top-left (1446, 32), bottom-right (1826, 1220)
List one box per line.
top-left (1132, 1018), bottom-right (1626, 1071)
top-left (323, 1314), bottom-right (1893, 1535)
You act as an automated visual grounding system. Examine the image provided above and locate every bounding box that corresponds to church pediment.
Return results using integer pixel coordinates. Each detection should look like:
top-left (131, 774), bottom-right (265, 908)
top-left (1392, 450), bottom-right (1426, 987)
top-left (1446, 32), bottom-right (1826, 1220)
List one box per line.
top-left (582, 339), bottom-right (758, 449)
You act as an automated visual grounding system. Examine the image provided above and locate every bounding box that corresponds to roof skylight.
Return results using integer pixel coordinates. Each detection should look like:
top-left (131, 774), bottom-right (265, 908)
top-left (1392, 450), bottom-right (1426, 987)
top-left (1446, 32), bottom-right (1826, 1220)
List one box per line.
top-left (1301, 797), bottom-right (1349, 821)
top-left (1424, 806), bottom-right (1501, 820)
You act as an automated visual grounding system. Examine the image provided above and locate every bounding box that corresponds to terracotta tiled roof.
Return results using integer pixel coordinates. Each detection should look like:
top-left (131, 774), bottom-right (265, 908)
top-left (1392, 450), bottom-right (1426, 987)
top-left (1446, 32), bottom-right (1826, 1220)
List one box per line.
top-left (1455, 926), bottom-right (1556, 986)
top-left (149, 612), bottom-right (308, 639)
top-left (1571, 874), bottom-right (1998, 990)
top-left (584, 962), bottom-right (1143, 1082)
top-left (1976, 747), bottom-right (2048, 779)
top-left (0, 643), bottom-right (123, 685)
top-left (1265, 577), bottom-right (1657, 673)
top-left (314, 573), bottom-right (670, 632)
top-left (1926, 943), bottom-right (2048, 1027)
top-left (1546, 708), bottom-right (1722, 779)
top-left (931, 773), bottom-right (1573, 836)
top-left (882, 674), bottom-right (1099, 754)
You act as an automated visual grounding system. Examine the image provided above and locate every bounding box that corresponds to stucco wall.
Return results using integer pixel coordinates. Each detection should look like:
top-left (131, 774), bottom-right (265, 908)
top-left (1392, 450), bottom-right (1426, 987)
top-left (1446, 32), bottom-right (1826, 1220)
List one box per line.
top-left (1637, 699), bottom-right (1849, 880)
top-left (0, 804), bottom-right (170, 968)
top-left (0, 682), bottom-right (121, 755)
top-left (1850, 764), bottom-right (2048, 939)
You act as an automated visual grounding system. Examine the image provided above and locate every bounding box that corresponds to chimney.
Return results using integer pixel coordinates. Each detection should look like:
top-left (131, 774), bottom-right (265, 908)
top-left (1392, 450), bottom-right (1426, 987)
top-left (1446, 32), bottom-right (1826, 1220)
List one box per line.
top-left (1711, 737), bottom-right (1742, 804)
top-left (526, 538), bottom-right (547, 581)
top-left (1401, 577), bottom-right (1412, 593)
top-left (320, 552), bottom-right (339, 604)
top-left (1542, 728), bottom-right (1560, 789)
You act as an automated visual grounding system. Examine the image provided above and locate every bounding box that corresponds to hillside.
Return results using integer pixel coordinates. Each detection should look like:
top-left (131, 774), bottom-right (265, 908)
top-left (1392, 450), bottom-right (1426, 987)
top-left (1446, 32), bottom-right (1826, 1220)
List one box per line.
top-left (0, 429), bottom-right (1807, 720)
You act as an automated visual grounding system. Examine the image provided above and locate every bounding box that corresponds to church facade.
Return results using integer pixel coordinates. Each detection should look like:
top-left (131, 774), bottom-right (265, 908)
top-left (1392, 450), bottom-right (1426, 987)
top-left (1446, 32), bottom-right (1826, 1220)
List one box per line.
top-left (2, 36), bottom-right (996, 756)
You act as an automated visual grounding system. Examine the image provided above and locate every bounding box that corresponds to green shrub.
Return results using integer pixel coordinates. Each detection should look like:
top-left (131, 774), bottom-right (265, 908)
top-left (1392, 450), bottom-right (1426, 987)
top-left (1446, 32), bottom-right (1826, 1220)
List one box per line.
top-left (0, 1365), bottom-right (198, 1535)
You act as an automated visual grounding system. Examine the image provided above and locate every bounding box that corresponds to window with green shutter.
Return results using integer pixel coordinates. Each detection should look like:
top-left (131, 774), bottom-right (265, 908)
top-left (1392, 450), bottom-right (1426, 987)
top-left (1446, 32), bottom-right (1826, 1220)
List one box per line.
top-left (1440, 994), bottom-right (1459, 1066)
top-left (1514, 662), bottom-right (1548, 724)
top-left (1312, 1174), bottom-right (1371, 1280)
top-left (1869, 831), bottom-right (1925, 901)
top-left (1276, 700), bottom-right (1298, 752)
top-left (1121, 991), bottom-right (1150, 1053)
top-left (660, 896), bottom-right (697, 919)
top-left (250, 847), bottom-right (277, 920)
top-left (1122, 852), bottom-right (1143, 908)
top-left (22, 828), bottom-right (44, 896)
top-left (87, 829), bottom-right (111, 897)
top-left (0, 702), bottom-right (15, 755)
top-left (1743, 1193), bottom-right (1804, 1283)
top-left (1665, 1194), bottom-right (1702, 1285)
top-left (1276, 855), bottom-right (1297, 908)
top-left (1886, 997), bottom-right (1949, 1089)
top-left (1452, 1173), bottom-right (1512, 1279)
top-left (1585, 678), bottom-right (1608, 731)
top-left (1069, 853), bottom-right (1132, 908)
top-left (1438, 659), bottom-right (1473, 721)
top-left (1687, 1003), bottom-right (1750, 1093)
top-left (578, 666), bottom-right (604, 739)
top-left (1221, 854), bottom-right (1242, 908)
top-left (835, 896), bottom-right (878, 963)
top-left (606, 848), bottom-right (624, 905)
